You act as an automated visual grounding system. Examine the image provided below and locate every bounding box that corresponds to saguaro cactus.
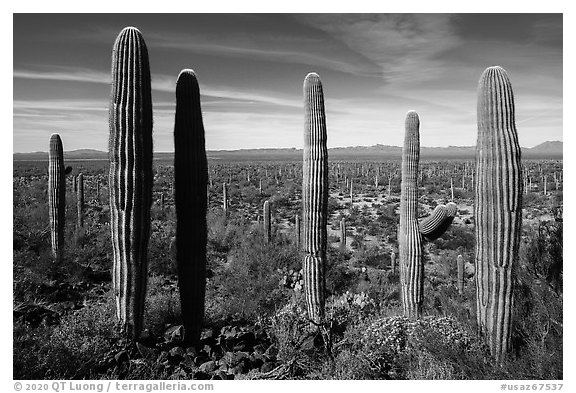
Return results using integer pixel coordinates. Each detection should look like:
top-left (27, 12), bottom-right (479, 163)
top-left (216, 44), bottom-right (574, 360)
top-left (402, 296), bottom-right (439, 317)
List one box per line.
top-left (48, 133), bottom-right (65, 263)
top-left (339, 218), bottom-right (346, 251)
top-left (77, 173), bottom-right (84, 228)
top-left (174, 69), bottom-right (208, 346)
top-left (457, 254), bottom-right (464, 294)
top-left (222, 183), bottom-right (228, 213)
top-left (349, 181), bottom-right (354, 207)
top-left (475, 66), bottom-right (522, 361)
top-left (302, 72), bottom-right (328, 325)
top-left (108, 26), bottom-right (153, 339)
top-left (295, 215), bottom-right (301, 250)
top-left (390, 250), bottom-right (396, 273)
top-left (263, 200), bottom-right (271, 243)
top-left (398, 111), bottom-right (456, 318)
top-left (398, 111), bottom-right (424, 318)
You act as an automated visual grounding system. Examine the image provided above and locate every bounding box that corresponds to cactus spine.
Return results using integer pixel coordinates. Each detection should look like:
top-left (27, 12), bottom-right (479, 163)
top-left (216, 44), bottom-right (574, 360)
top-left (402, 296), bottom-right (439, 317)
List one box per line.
top-left (475, 66), bottom-right (522, 361)
top-left (108, 27), bottom-right (153, 339)
top-left (457, 254), bottom-right (464, 294)
top-left (48, 133), bottom-right (65, 263)
top-left (302, 72), bottom-right (328, 325)
top-left (76, 173), bottom-right (84, 228)
top-left (263, 200), bottom-right (271, 243)
top-left (398, 111), bottom-right (424, 318)
top-left (174, 69), bottom-right (208, 346)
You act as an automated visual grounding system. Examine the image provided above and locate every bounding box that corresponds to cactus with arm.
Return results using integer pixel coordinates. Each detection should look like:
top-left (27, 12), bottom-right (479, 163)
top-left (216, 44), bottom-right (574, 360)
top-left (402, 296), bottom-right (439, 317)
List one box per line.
top-left (398, 112), bottom-right (457, 318)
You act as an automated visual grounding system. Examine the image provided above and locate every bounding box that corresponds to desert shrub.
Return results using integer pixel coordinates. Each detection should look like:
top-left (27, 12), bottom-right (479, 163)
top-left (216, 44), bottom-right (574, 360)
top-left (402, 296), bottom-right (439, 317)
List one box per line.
top-left (144, 275), bottom-right (181, 335)
top-left (360, 315), bottom-right (484, 379)
top-left (269, 293), bottom-right (310, 361)
top-left (14, 296), bottom-right (117, 379)
top-left (433, 224), bottom-right (475, 252)
top-left (207, 210), bottom-right (249, 253)
top-left (208, 225), bottom-right (296, 322)
top-left (356, 245), bottom-right (388, 269)
top-left (325, 248), bottom-right (355, 296)
top-left (507, 227), bottom-right (563, 379)
top-left (521, 220), bottom-right (562, 294)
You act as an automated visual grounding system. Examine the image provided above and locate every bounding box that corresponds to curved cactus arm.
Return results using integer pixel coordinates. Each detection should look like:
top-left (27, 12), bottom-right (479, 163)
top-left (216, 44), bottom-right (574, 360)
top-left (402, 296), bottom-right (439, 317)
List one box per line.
top-left (419, 201), bottom-right (457, 241)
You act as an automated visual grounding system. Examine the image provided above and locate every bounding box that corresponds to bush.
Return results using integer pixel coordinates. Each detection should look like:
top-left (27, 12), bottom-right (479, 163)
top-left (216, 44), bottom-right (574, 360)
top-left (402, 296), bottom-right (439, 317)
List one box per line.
top-left (14, 296), bottom-right (118, 379)
top-left (207, 224), bottom-right (297, 322)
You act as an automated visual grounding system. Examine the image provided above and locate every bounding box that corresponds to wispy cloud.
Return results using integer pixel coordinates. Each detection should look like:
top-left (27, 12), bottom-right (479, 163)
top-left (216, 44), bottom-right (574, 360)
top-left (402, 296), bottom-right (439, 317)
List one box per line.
top-left (13, 67), bottom-right (109, 84)
top-left (14, 66), bottom-right (302, 109)
top-left (145, 33), bottom-right (381, 77)
top-left (296, 14), bottom-right (462, 85)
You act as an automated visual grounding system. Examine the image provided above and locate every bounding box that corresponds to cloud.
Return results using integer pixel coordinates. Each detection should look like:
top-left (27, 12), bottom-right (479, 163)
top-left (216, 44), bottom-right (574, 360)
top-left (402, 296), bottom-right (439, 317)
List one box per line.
top-left (13, 67), bottom-right (109, 84)
top-left (296, 14), bottom-right (462, 85)
top-left (145, 32), bottom-right (381, 77)
top-left (14, 66), bottom-right (302, 110)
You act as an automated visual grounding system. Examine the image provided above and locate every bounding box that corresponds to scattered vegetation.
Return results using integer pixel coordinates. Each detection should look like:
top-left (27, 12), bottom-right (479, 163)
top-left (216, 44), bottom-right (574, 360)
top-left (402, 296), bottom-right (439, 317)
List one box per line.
top-left (13, 159), bottom-right (563, 379)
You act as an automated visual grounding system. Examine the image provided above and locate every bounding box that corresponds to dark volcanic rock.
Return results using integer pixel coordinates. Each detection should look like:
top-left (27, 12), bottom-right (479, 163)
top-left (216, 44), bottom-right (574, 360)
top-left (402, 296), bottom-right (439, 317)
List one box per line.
top-left (261, 361), bottom-right (276, 373)
top-left (199, 360), bottom-right (217, 373)
top-left (193, 371), bottom-right (211, 380)
top-left (114, 350), bottom-right (129, 364)
top-left (164, 325), bottom-right (184, 343)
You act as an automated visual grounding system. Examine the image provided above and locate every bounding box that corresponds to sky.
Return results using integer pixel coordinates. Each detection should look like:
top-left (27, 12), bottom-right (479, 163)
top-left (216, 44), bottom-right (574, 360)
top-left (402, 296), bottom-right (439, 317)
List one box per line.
top-left (12, 13), bottom-right (563, 153)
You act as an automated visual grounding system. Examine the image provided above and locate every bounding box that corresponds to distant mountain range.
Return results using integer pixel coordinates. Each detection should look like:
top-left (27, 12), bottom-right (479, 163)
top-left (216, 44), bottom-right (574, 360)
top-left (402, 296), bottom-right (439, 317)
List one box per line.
top-left (13, 141), bottom-right (563, 161)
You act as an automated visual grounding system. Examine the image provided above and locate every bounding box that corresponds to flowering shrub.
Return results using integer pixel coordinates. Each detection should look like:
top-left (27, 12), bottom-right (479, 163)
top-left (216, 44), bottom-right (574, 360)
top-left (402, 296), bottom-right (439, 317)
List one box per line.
top-left (362, 315), bottom-right (474, 353)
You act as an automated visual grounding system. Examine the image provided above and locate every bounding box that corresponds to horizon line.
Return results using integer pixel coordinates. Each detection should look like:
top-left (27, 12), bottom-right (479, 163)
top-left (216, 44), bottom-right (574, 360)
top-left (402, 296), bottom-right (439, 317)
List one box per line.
top-left (12, 140), bottom-right (563, 155)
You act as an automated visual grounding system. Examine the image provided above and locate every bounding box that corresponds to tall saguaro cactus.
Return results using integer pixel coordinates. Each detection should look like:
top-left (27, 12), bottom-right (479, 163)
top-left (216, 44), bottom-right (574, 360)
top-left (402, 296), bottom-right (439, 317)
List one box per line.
top-left (302, 72), bottom-right (328, 325)
top-left (77, 173), bottom-right (84, 228)
top-left (339, 218), bottom-right (346, 251)
top-left (48, 133), bottom-right (65, 263)
top-left (222, 183), bottom-right (228, 213)
top-left (398, 111), bottom-right (424, 318)
top-left (263, 200), bottom-right (271, 243)
top-left (457, 254), bottom-right (464, 294)
top-left (108, 26), bottom-right (153, 339)
top-left (475, 66), bottom-right (522, 361)
top-left (398, 111), bottom-right (457, 318)
top-left (174, 69), bottom-right (208, 346)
